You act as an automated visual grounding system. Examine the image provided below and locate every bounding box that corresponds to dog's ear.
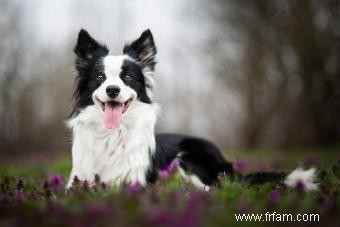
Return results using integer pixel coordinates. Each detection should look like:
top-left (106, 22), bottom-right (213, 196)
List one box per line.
top-left (74, 29), bottom-right (108, 62)
top-left (123, 29), bottom-right (157, 69)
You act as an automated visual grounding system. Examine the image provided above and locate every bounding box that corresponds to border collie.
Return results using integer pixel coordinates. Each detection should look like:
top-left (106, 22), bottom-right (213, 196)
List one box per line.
top-left (66, 29), bottom-right (317, 191)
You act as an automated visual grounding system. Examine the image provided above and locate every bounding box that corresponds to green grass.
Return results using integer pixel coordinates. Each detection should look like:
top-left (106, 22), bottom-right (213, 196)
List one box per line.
top-left (0, 149), bottom-right (339, 227)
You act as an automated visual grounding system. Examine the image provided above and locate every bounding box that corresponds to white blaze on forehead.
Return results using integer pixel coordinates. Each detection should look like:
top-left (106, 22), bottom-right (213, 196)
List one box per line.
top-left (95, 55), bottom-right (138, 104)
top-left (103, 55), bottom-right (128, 79)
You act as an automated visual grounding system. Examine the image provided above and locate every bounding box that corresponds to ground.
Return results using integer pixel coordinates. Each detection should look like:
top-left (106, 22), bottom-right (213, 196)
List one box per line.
top-left (0, 148), bottom-right (339, 227)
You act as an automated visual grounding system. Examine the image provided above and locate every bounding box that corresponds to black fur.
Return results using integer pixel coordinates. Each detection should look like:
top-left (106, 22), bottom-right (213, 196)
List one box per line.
top-left (121, 59), bottom-right (151, 104)
top-left (123, 29), bottom-right (157, 70)
top-left (153, 134), bottom-right (287, 186)
top-left (243, 172), bottom-right (287, 185)
top-left (155, 133), bottom-right (234, 185)
top-left (72, 29), bottom-right (109, 116)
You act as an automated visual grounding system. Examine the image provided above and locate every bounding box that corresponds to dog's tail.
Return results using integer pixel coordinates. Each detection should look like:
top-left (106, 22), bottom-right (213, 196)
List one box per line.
top-left (236, 167), bottom-right (318, 191)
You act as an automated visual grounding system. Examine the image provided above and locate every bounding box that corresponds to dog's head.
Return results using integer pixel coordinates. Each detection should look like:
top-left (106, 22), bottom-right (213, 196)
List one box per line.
top-left (73, 29), bottom-right (157, 129)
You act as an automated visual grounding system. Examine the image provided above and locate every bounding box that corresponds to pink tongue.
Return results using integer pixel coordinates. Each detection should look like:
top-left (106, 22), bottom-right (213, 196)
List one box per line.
top-left (103, 102), bottom-right (123, 129)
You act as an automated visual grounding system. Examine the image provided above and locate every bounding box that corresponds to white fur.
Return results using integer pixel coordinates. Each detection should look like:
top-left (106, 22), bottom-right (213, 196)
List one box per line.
top-left (66, 101), bottom-right (160, 188)
top-left (284, 168), bottom-right (318, 191)
top-left (178, 168), bottom-right (210, 191)
top-left (142, 67), bottom-right (155, 98)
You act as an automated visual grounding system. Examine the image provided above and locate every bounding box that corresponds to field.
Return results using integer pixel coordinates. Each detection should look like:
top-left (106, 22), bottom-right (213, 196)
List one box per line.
top-left (0, 149), bottom-right (339, 227)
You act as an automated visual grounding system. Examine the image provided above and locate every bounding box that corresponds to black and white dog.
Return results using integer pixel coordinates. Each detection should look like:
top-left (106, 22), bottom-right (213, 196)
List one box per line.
top-left (66, 29), bottom-right (317, 191)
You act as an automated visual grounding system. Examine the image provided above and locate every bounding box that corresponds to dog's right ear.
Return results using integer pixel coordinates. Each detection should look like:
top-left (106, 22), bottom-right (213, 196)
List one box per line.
top-left (123, 29), bottom-right (157, 70)
top-left (74, 29), bottom-right (108, 62)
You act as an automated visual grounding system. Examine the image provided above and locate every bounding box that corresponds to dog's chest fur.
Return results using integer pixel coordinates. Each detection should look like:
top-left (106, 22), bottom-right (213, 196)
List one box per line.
top-left (66, 102), bottom-right (159, 188)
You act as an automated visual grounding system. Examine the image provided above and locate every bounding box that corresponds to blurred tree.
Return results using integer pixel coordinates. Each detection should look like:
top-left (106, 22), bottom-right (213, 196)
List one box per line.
top-left (0, 1), bottom-right (23, 149)
top-left (0, 1), bottom-right (72, 152)
top-left (212, 0), bottom-right (340, 147)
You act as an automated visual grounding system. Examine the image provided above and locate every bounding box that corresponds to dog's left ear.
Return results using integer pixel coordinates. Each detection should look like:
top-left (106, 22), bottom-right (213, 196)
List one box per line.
top-left (74, 29), bottom-right (108, 62)
top-left (123, 29), bottom-right (157, 69)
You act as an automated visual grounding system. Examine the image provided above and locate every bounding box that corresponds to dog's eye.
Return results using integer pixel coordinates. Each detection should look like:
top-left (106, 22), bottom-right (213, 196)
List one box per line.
top-left (122, 73), bottom-right (134, 80)
top-left (96, 74), bottom-right (105, 81)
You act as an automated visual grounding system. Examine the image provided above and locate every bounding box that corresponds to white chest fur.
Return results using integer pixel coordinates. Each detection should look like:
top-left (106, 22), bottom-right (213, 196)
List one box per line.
top-left (66, 102), bottom-right (159, 188)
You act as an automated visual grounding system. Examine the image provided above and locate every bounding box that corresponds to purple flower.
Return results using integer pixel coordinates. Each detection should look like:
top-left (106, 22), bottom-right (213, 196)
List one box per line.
top-left (147, 206), bottom-right (174, 226)
top-left (42, 180), bottom-right (52, 198)
top-left (317, 196), bottom-right (332, 214)
top-left (48, 201), bottom-right (65, 217)
top-left (95, 174), bottom-right (101, 184)
top-left (49, 175), bottom-right (63, 188)
top-left (73, 176), bottom-right (80, 185)
top-left (267, 190), bottom-right (281, 205)
top-left (82, 180), bottom-right (90, 192)
top-left (30, 190), bottom-right (42, 199)
top-left (254, 162), bottom-right (266, 172)
top-left (126, 181), bottom-right (142, 194)
top-left (158, 169), bottom-right (170, 177)
top-left (296, 180), bottom-right (305, 192)
top-left (175, 193), bottom-right (201, 227)
top-left (233, 160), bottom-right (248, 172)
top-left (14, 189), bottom-right (27, 203)
top-left (101, 182), bottom-right (108, 191)
top-left (85, 203), bottom-right (111, 218)
top-left (169, 159), bottom-right (180, 171)
top-left (158, 159), bottom-right (180, 177)
top-left (42, 179), bottom-right (49, 189)
top-left (16, 178), bottom-right (24, 191)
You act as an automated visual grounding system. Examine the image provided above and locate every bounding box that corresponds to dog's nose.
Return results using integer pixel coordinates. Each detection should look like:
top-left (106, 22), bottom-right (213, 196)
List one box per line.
top-left (106, 85), bottom-right (121, 98)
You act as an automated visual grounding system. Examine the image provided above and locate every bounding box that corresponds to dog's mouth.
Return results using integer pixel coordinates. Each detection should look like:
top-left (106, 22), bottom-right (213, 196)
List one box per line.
top-left (97, 98), bottom-right (132, 130)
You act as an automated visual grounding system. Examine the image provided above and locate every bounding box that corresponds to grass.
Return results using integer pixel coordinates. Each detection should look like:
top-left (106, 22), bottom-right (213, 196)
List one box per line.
top-left (0, 149), bottom-right (339, 227)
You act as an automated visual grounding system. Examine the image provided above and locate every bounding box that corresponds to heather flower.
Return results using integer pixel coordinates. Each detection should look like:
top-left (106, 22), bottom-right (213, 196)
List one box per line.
top-left (42, 179), bottom-right (49, 189)
top-left (126, 181), bottom-right (142, 194)
top-left (48, 175), bottom-right (64, 192)
top-left (169, 159), bottom-right (180, 171)
top-left (158, 169), bottom-right (170, 177)
top-left (16, 178), bottom-right (24, 191)
top-left (42, 180), bottom-right (52, 198)
top-left (176, 194), bottom-right (200, 227)
top-left (85, 203), bottom-right (111, 218)
top-left (95, 174), bottom-right (101, 184)
top-left (82, 180), bottom-right (90, 192)
top-left (254, 162), bottom-right (266, 172)
top-left (101, 182), bottom-right (108, 191)
top-left (267, 190), bottom-right (281, 205)
top-left (296, 180), bottom-right (305, 192)
top-left (233, 160), bottom-right (248, 172)
top-left (30, 190), bottom-right (41, 199)
top-left (73, 176), bottom-right (80, 185)
top-left (14, 189), bottom-right (27, 203)
top-left (147, 206), bottom-right (174, 226)
top-left (317, 196), bottom-right (332, 214)
top-left (159, 159), bottom-right (180, 177)
top-left (48, 201), bottom-right (65, 217)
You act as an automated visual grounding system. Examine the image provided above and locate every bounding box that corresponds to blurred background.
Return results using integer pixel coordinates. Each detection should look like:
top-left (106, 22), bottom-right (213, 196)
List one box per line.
top-left (0, 0), bottom-right (339, 157)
